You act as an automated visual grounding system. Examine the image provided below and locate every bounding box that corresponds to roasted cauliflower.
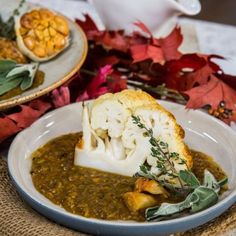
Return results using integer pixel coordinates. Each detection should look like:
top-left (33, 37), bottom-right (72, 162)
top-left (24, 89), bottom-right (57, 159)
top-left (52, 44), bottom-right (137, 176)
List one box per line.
top-left (75, 90), bottom-right (192, 185)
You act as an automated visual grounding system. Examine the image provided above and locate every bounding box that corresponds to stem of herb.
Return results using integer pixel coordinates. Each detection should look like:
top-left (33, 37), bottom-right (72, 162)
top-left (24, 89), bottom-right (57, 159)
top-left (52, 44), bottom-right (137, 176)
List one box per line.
top-left (80, 69), bottom-right (186, 105)
top-left (127, 81), bottom-right (187, 104)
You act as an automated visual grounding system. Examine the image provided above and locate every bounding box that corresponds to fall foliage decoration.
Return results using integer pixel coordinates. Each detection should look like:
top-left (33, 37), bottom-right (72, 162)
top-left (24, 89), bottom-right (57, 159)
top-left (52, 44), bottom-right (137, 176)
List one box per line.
top-left (0, 14), bottom-right (236, 143)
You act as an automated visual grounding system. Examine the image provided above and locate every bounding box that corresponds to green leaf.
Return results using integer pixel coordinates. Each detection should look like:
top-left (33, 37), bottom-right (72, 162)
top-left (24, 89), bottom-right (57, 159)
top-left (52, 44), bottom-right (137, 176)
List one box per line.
top-left (191, 186), bottom-right (218, 213)
top-left (20, 76), bottom-right (33, 90)
top-left (7, 66), bottom-right (29, 78)
top-left (179, 170), bottom-right (200, 188)
top-left (218, 177), bottom-right (228, 187)
top-left (0, 62), bottom-right (39, 95)
top-left (146, 185), bottom-right (219, 221)
top-left (0, 73), bottom-right (8, 83)
top-left (0, 77), bottom-right (23, 95)
top-left (0, 60), bottom-right (16, 74)
top-left (5, 71), bottom-right (29, 82)
top-left (146, 192), bottom-right (199, 221)
top-left (203, 170), bottom-right (220, 193)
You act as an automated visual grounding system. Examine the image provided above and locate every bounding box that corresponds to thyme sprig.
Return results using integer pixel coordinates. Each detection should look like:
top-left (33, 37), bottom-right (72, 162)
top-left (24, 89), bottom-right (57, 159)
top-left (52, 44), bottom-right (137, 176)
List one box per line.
top-left (132, 115), bottom-right (187, 190)
top-left (128, 82), bottom-right (187, 104)
top-left (131, 115), bottom-right (228, 221)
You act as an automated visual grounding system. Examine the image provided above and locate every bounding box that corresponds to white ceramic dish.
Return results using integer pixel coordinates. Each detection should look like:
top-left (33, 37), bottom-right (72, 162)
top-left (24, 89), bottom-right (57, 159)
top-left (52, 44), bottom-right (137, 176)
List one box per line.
top-left (8, 101), bottom-right (236, 236)
top-left (89, 0), bottom-right (201, 35)
top-left (0, 0), bottom-right (87, 110)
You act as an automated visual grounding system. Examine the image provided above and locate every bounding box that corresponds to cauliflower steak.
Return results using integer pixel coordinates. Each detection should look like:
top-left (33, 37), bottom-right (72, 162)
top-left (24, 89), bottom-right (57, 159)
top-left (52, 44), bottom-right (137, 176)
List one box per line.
top-left (75, 90), bottom-right (192, 182)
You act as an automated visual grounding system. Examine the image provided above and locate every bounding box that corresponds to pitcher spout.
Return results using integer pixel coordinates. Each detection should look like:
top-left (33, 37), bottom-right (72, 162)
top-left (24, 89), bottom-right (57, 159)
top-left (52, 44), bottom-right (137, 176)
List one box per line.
top-left (173, 0), bottom-right (201, 15)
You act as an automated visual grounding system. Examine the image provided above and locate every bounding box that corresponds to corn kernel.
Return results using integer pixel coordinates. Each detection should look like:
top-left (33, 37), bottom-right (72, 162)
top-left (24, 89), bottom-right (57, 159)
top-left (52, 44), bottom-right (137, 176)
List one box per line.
top-left (49, 27), bottom-right (57, 37)
top-left (24, 37), bottom-right (35, 50)
top-left (33, 46), bottom-right (46, 57)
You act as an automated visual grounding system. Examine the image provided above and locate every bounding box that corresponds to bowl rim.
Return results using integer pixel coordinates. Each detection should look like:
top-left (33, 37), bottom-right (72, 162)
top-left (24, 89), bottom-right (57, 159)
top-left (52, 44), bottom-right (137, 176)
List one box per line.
top-left (7, 101), bottom-right (236, 227)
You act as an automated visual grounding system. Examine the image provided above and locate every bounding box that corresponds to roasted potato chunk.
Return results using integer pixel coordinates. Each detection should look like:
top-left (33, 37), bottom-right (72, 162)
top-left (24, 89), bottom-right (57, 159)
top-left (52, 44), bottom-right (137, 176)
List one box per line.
top-left (123, 192), bottom-right (158, 212)
top-left (135, 177), bottom-right (169, 198)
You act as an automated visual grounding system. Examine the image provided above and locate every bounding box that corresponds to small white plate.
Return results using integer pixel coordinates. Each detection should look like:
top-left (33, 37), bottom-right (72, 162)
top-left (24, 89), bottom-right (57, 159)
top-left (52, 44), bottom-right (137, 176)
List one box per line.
top-left (7, 101), bottom-right (236, 236)
top-left (0, 0), bottom-right (87, 110)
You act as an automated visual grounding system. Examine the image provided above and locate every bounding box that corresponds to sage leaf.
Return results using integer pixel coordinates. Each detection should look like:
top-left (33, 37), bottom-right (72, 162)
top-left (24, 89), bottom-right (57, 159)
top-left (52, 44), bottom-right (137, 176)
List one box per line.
top-left (0, 62), bottom-right (39, 95)
top-left (203, 170), bottom-right (220, 193)
top-left (146, 193), bottom-right (199, 221)
top-left (7, 66), bottom-right (29, 78)
top-left (191, 186), bottom-right (218, 213)
top-left (179, 170), bottom-right (200, 188)
top-left (218, 177), bottom-right (228, 187)
top-left (20, 75), bottom-right (33, 90)
top-left (5, 71), bottom-right (29, 82)
top-left (0, 74), bottom-right (8, 83)
top-left (0, 77), bottom-right (23, 95)
top-left (0, 60), bottom-right (16, 74)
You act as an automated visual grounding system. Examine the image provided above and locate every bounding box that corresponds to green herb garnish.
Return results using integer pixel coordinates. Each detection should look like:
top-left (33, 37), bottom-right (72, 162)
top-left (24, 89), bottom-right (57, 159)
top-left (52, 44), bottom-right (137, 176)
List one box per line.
top-left (132, 115), bottom-right (228, 222)
top-left (0, 0), bottom-right (25, 40)
top-left (132, 115), bottom-right (188, 190)
top-left (0, 60), bottom-right (39, 95)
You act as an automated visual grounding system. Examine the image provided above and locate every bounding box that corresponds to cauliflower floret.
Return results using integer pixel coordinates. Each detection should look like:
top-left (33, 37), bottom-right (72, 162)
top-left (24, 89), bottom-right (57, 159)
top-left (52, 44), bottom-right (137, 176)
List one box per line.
top-left (74, 90), bottom-right (192, 182)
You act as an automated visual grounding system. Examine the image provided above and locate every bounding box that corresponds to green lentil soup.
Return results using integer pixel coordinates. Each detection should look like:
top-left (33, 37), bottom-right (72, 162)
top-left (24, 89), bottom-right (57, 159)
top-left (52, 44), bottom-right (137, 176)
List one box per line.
top-left (31, 133), bottom-right (227, 221)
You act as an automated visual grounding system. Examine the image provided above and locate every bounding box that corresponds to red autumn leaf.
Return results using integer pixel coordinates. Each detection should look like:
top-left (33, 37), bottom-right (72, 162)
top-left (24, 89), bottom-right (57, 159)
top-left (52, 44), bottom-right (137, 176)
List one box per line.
top-left (159, 26), bottom-right (183, 61)
top-left (130, 44), bottom-right (164, 63)
top-left (182, 64), bottom-right (215, 90)
top-left (218, 73), bottom-right (236, 91)
top-left (0, 117), bottom-right (21, 142)
top-left (134, 21), bottom-right (152, 36)
top-left (8, 100), bottom-right (51, 128)
top-left (130, 26), bottom-right (183, 64)
top-left (97, 55), bottom-right (120, 67)
top-left (134, 21), bottom-right (159, 46)
top-left (76, 65), bottom-right (112, 102)
top-left (107, 70), bottom-right (127, 92)
top-left (86, 30), bottom-right (129, 52)
top-left (28, 99), bottom-right (51, 112)
top-left (76, 91), bottom-right (89, 102)
top-left (99, 31), bottom-right (128, 52)
top-left (52, 86), bottom-right (70, 108)
top-left (75, 14), bottom-right (98, 32)
top-left (184, 75), bottom-right (236, 111)
top-left (164, 54), bottom-right (207, 90)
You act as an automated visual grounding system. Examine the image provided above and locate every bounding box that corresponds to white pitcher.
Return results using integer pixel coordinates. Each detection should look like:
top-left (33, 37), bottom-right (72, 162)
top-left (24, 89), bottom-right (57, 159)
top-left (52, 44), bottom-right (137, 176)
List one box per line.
top-left (88, 0), bottom-right (201, 36)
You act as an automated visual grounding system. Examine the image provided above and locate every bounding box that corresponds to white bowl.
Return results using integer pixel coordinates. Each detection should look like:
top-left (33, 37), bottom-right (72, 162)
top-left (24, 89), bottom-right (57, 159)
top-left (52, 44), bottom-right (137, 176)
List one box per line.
top-left (8, 101), bottom-right (236, 236)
